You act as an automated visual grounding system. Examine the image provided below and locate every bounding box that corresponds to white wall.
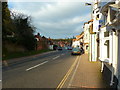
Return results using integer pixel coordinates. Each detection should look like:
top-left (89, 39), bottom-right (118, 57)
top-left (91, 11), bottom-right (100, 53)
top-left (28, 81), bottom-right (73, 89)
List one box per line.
top-left (117, 31), bottom-right (120, 89)
top-left (89, 34), bottom-right (92, 61)
top-left (91, 34), bottom-right (98, 61)
top-left (112, 32), bottom-right (118, 77)
top-left (99, 27), bottom-right (106, 61)
top-left (84, 24), bottom-right (90, 43)
top-left (72, 41), bottom-right (80, 48)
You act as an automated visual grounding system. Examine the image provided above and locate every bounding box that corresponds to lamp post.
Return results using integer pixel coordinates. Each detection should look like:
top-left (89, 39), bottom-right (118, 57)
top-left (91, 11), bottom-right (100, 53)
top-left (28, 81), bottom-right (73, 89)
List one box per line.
top-left (85, 3), bottom-right (93, 18)
top-left (85, 2), bottom-right (93, 61)
top-left (85, 3), bottom-right (92, 6)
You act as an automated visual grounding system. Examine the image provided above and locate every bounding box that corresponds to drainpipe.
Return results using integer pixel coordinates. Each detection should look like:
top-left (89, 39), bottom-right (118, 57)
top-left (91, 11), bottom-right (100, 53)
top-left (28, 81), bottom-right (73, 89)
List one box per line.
top-left (110, 31), bottom-right (114, 86)
top-left (90, 34), bottom-right (92, 61)
top-left (94, 33), bottom-right (96, 61)
top-left (101, 31), bottom-right (104, 72)
top-left (101, 62), bottom-right (104, 72)
top-left (110, 67), bottom-right (114, 86)
top-left (89, 30), bottom-right (91, 61)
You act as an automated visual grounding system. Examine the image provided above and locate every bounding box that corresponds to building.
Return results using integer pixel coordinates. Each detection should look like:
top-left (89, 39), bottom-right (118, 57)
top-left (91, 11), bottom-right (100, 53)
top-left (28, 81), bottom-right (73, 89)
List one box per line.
top-left (83, 18), bottom-right (98, 61)
top-left (88, 19), bottom-right (98, 62)
top-left (35, 33), bottom-right (49, 50)
top-left (95, 0), bottom-right (120, 88)
top-left (72, 32), bottom-right (84, 48)
top-left (72, 40), bottom-right (80, 48)
top-left (83, 22), bottom-right (90, 54)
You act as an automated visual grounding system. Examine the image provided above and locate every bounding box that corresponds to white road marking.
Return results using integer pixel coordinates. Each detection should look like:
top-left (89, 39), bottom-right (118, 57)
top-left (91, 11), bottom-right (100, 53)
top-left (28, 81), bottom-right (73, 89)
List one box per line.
top-left (0, 80), bottom-right (1, 82)
top-left (53, 56), bottom-right (60, 60)
top-left (67, 56), bottom-right (81, 88)
top-left (26, 61), bottom-right (48, 71)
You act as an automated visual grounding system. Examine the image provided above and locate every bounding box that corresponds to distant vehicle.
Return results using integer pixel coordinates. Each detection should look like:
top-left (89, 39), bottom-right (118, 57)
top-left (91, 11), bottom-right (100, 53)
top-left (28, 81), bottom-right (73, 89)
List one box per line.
top-left (57, 47), bottom-right (62, 50)
top-left (64, 47), bottom-right (68, 50)
top-left (67, 46), bottom-right (72, 50)
top-left (53, 45), bottom-right (58, 50)
top-left (71, 47), bottom-right (81, 55)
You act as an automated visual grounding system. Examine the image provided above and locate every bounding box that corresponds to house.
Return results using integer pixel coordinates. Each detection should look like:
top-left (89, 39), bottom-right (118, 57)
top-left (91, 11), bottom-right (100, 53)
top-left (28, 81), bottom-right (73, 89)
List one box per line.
top-left (72, 32), bottom-right (84, 48)
top-left (76, 32), bottom-right (84, 43)
top-left (96, 0), bottom-right (120, 88)
top-left (72, 39), bottom-right (80, 48)
top-left (48, 37), bottom-right (54, 50)
top-left (35, 33), bottom-right (49, 50)
top-left (87, 19), bottom-right (98, 62)
top-left (83, 22), bottom-right (90, 54)
top-left (83, 18), bottom-right (98, 61)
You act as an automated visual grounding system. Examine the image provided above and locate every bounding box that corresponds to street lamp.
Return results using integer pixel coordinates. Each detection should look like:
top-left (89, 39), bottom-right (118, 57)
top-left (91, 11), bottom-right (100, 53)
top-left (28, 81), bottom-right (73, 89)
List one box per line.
top-left (85, 3), bottom-right (93, 18)
top-left (85, 3), bottom-right (92, 6)
top-left (85, 2), bottom-right (93, 61)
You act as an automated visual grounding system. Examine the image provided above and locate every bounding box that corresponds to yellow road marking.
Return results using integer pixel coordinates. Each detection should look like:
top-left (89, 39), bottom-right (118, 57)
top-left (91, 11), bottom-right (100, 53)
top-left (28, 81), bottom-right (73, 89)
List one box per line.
top-left (56, 56), bottom-right (79, 90)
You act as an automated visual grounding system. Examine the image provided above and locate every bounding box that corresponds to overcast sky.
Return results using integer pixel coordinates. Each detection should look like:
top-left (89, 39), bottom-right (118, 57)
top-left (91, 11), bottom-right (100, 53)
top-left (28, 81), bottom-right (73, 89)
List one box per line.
top-left (8, 1), bottom-right (92, 39)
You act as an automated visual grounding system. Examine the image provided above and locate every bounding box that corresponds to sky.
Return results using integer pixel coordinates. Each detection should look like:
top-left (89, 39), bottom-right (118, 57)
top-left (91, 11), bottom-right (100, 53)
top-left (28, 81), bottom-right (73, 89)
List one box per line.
top-left (8, 0), bottom-right (92, 39)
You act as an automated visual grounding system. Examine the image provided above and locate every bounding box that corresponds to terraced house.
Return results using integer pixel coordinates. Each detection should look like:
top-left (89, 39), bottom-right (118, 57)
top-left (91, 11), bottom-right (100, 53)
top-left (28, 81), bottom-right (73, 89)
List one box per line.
top-left (91, 0), bottom-right (120, 88)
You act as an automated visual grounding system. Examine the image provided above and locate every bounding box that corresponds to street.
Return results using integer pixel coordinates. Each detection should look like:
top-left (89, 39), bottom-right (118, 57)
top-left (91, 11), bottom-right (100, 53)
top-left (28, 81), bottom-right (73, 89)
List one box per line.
top-left (2, 0), bottom-right (120, 89)
top-left (3, 50), bottom-right (81, 88)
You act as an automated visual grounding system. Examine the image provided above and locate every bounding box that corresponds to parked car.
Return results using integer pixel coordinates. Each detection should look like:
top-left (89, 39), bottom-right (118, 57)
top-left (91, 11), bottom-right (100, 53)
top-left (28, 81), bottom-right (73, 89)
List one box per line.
top-left (80, 47), bottom-right (84, 54)
top-left (71, 47), bottom-right (81, 55)
top-left (67, 46), bottom-right (72, 50)
top-left (57, 47), bottom-right (62, 50)
top-left (53, 45), bottom-right (58, 50)
top-left (64, 46), bottom-right (68, 50)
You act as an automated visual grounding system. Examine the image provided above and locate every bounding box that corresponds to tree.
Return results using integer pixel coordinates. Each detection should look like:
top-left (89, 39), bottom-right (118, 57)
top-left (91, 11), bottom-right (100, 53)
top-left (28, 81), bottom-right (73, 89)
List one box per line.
top-left (11, 12), bottom-right (36, 50)
top-left (2, 3), bottom-right (37, 52)
top-left (2, 2), bottom-right (15, 55)
top-left (2, 2), bottom-right (14, 41)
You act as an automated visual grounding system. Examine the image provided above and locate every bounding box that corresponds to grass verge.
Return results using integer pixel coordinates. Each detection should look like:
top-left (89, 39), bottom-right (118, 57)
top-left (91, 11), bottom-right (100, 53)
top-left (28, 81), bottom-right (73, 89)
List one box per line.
top-left (2, 49), bottom-right (53, 60)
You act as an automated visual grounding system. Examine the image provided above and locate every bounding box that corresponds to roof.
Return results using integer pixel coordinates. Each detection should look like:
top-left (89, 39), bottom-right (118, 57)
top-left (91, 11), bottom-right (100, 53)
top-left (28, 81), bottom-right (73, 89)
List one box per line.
top-left (73, 39), bottom-right (77, 41)
top-left (84, 22), bottom-right (88, 25)
top-left (88, 19), bottom-right (93, 23)
top-left (101, 2), bottom-right (115, 15)
top-left (76, 34), bottom-right (84, 40)
top-left (76, 35), bottom-right (81, 39)
top-left (84, 19), bottom-right (93, 25)
top-left (109, 3), bottom-right (120, 10)
top-left (80, 31), bottom-right (84, 35)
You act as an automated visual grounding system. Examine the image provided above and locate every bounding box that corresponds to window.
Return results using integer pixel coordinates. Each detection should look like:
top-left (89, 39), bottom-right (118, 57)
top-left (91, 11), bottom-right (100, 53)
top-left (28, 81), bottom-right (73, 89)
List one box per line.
top-left (104, 31), bottom-right (109, 37)
top-left (86, 45), bottom-right (89, 50)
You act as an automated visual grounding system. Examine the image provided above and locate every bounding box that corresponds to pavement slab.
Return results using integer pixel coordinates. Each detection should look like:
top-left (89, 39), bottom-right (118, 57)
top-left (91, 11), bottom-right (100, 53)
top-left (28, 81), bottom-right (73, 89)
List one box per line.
top-left (68, 54), bottom-right (109, 89)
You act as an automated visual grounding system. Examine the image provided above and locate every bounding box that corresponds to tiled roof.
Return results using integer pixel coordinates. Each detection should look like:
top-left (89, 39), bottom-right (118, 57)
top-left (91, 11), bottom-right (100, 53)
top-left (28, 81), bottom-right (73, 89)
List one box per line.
top-left (88, 19), bottom-right (93, 23)
top-left (73, 39), bottom-right (77, 41)
top-left (76, 34), bottom-right (84, 40)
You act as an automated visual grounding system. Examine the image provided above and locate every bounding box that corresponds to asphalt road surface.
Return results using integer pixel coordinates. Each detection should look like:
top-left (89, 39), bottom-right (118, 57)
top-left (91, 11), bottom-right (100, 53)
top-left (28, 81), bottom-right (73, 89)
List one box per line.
top-left (3, 49), bottom-right (81, 88)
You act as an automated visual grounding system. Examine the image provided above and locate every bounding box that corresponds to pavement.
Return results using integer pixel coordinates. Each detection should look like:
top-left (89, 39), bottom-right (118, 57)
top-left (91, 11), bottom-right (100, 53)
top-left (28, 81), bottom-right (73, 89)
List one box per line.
top-left (67, 54), bottom-right (110, 89)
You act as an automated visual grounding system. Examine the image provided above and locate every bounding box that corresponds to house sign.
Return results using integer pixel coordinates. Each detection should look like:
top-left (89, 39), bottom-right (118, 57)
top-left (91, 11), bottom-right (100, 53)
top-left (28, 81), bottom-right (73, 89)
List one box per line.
top-left (93, 20), bottom-right (99, 32)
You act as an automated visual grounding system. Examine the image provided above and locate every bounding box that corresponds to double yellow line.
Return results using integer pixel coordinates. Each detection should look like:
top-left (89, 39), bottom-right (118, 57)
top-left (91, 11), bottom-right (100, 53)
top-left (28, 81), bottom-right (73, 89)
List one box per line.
top-left (56, 56), bottom-right (80, 90)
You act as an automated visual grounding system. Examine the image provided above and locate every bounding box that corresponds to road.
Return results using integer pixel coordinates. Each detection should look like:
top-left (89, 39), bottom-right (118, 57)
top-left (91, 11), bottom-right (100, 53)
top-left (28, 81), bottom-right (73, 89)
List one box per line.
top-left (3, 49), bottom-right (81, 88)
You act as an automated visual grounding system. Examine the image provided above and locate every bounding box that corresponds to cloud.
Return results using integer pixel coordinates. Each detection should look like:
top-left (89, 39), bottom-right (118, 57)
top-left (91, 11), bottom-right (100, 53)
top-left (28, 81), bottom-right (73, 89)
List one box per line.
top-left (8, 1), bottom-right (91, 38)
